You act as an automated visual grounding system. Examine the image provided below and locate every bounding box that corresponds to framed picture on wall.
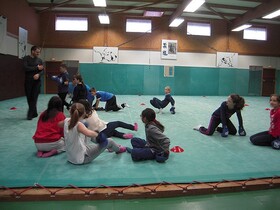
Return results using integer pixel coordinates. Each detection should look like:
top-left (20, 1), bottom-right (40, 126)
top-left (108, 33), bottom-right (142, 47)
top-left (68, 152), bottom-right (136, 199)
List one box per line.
top-left (161, 39), bottom-right (177, 60)
top-left (93, 47), bottom-right (118, 63)
top-left (217, 52), bottom-right (238, 68)
top-left (18, 27), bottom-right (28, 59)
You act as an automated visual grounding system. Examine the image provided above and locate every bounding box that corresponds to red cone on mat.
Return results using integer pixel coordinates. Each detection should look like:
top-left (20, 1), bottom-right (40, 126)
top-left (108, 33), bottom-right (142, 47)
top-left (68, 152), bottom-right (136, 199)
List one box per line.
top-left (170, 146), bottom-right (184, 153)
top-left (265, 108), bottom-right (270, 110)
top-left (140, 103), bottom-right (145, 106)
top-left (10, 107), bottom-right (17, 110)
top-left (244, 104), bottom-right (249, 106)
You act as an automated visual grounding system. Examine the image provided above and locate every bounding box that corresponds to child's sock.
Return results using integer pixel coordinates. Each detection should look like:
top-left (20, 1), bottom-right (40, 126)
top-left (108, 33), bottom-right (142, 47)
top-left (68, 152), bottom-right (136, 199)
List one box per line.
top-left (123, 133), bottom-right (133, 139)
top-left (41, 149), bottom-right (58, 158)
top-left (116, 146), bottom-right (126, 154)
top-left (134, 123), bottom-right (138, 131)
top-left (126, 147), bottom-right (132, 153)
top-left (37, 151), bottom-right (43, 157)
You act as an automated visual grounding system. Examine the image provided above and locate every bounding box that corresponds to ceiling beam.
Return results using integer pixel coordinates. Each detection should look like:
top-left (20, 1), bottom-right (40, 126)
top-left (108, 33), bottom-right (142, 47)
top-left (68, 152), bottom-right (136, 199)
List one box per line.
top-left (169, 0), bottom-right (192, 24)
top-left (231, 0), bottom-right (280, 29)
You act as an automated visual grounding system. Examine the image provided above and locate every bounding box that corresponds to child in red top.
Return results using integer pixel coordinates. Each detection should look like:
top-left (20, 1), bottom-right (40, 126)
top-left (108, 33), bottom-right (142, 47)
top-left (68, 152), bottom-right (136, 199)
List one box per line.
top-left (33, 96), bottom-right (66, 157)
top-left (250, 94), bottom-right (280, 149)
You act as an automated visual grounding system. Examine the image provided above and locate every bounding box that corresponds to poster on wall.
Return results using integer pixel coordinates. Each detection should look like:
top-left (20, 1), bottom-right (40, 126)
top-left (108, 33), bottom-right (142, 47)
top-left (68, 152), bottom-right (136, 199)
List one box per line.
top-left (93, 47), bottom-right (118, 63)
top-left (0, 16), bottom-right (7, 54)
top-left (161, 39), bottom-right (177, 60)
top-left (18, 27), bottom-right (28, 59)
top-left (216, 52), bottom-right (238, 68)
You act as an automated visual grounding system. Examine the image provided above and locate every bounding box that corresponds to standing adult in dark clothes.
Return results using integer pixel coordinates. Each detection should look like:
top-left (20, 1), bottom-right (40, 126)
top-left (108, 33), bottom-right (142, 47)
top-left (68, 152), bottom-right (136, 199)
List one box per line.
top-left (23, 46), bottom-right (44, 120)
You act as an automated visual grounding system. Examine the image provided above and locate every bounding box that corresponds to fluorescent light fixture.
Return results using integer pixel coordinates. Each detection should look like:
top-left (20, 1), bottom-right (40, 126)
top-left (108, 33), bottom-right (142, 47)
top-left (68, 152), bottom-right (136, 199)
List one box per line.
top-left (262, 9), bottom-right (280, 19)
top-left (169, 18), bottom-right (184, 27)
top-left (144, 11), bottom-right (164, 17)
top-left (93, 0), bottom-right (106, 7)
top-left (232, 24), bottom-right (252, 32)
top-left (184, 0), bottom-right (205, 12)
top-left (98, 14), bottom-right (110, 24)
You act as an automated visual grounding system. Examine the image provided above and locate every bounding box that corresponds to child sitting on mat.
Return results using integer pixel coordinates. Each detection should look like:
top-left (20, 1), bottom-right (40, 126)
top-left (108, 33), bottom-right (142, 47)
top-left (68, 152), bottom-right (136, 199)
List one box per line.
top-left (193, 94), bottom-right (246, 137)
top-left (250, 94), bottom-right (280, 149)
top-left (58, 103), bottom-right (126, 165)
top-left (33, 96), bottom-right (66, 158)
top-left (79, 99), bottom-right (138, 140)
top-left (150, 86), bottom-right (175, 114)
top-left (126, 108), bottom-right (170, 163)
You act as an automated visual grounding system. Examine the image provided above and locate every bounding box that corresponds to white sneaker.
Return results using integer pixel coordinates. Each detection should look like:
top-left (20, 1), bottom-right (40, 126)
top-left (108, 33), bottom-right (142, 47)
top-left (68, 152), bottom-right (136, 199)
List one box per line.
top-left (124, 103), bottom-right (130, 108)
top-left (193, 125), bottom-right (202, 131)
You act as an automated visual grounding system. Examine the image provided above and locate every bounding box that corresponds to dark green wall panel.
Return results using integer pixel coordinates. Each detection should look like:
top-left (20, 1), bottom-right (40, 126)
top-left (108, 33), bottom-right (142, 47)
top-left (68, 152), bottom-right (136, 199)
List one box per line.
top-left (79, 63), bottom-right (259, 96)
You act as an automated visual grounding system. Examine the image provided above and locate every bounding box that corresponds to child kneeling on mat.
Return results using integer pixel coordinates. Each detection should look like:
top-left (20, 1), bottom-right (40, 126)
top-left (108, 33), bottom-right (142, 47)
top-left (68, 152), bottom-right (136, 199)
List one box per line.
top-left (126, 108), bottom-right (170, 163)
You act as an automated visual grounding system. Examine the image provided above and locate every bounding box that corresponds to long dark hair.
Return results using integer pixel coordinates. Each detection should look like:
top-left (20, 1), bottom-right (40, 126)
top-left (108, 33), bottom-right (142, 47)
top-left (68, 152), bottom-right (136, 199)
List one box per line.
top-left (78, 99), bottom-right (92, 117)
top-left (230, 94), bottom-right (245, 110)
top-left (42, 96), bottom-right (63, 122)
top-left (141, 108), bottom-right (164, 132)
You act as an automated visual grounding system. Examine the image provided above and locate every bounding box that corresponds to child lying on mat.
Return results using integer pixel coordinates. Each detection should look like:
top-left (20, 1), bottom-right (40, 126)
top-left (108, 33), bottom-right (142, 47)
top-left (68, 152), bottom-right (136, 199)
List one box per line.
top-left (193, 94), bottom-right (246, 138)
top-left (58, 103), bottom-right (126, 165)
top-left (33, 96), bottom-right (66, 158)
top-left (126, 108), bottom-right (170, 163)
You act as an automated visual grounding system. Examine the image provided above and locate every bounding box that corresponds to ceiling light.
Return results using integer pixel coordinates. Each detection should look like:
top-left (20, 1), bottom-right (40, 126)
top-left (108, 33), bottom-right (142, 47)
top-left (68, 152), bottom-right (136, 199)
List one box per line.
top-left (169, 18), bottom-right (184, 27)
top-left (98, 14), bottom-right (110, 24)
top-left (184, 0), bottom-right (205, 12)
top-left (144, 11), bottom-right (164, 17)
top-left (93, 0), bottom-right (106, 7)
top-left (262, 9), bottom-right (280, 19)
top-left (232, 24), bottom-right (252, 32)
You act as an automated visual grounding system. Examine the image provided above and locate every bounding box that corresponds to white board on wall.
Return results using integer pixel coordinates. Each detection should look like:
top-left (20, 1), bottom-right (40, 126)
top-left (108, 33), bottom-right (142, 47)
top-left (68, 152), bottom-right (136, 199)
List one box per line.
top-left (93, 47), bottom-right (118, 63)
top-left (217, 52), bottom-right (238, 68)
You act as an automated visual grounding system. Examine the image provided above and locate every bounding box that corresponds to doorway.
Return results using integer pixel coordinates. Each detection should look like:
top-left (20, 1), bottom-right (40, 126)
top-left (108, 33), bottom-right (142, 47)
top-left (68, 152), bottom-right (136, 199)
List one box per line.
top-left (262, 67), bottom-right (276, 96)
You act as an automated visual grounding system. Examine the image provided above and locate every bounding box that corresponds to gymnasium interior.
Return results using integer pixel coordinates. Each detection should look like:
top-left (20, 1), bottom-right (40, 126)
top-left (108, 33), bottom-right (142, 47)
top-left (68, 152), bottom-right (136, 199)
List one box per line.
top-left (1, 0), bottom-right (280, 209)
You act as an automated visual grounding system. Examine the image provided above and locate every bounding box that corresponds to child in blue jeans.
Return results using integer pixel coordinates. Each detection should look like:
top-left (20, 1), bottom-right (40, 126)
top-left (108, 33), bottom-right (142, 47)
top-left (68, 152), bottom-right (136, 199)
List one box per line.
top-left (126, 108), bottom-right (170, 163)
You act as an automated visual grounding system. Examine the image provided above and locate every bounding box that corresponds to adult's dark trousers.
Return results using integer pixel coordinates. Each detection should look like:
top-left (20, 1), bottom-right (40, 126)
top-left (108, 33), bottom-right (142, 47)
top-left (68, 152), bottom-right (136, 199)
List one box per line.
top-left (25, 79), bottom-right (41, 119)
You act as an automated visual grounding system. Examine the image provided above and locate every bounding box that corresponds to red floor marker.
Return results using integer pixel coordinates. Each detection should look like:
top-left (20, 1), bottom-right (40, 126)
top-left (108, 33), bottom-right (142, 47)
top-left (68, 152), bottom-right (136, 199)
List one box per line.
top-left (170, 146), bottom-right (184, 153)
top-left (245, 104), bottom-right (249, 106)
top-left (10, 107), bottom-right (17, 110)
top-left (265, 108), bottom-right (270, 110)
top-left (140, 103), bottom-right (145, 106)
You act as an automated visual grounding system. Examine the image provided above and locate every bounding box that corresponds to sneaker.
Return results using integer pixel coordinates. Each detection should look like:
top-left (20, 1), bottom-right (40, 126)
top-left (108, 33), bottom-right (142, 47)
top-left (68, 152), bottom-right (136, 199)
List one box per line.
top-left (134, 123), bottom-right (138, 131)
top-left (123, 133), bottom-right (133, 139)
top-left (271, 139), bottom-right (280, 150)
top-left (116, 146), bottom-right (126, 154)
top-left (193, 125), bottom-right (202, 131)
top-left (158, 108), bottom-right (163, 114)
top-left (121, 103), bottom-right (130, 108)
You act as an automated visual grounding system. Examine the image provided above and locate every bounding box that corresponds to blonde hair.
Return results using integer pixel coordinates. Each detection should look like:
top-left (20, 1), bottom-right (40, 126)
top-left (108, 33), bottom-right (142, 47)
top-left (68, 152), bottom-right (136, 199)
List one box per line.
top-left (165, 86), bottom-right (171, 93)
top-left (68, 103), bottom-right (85, 130)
